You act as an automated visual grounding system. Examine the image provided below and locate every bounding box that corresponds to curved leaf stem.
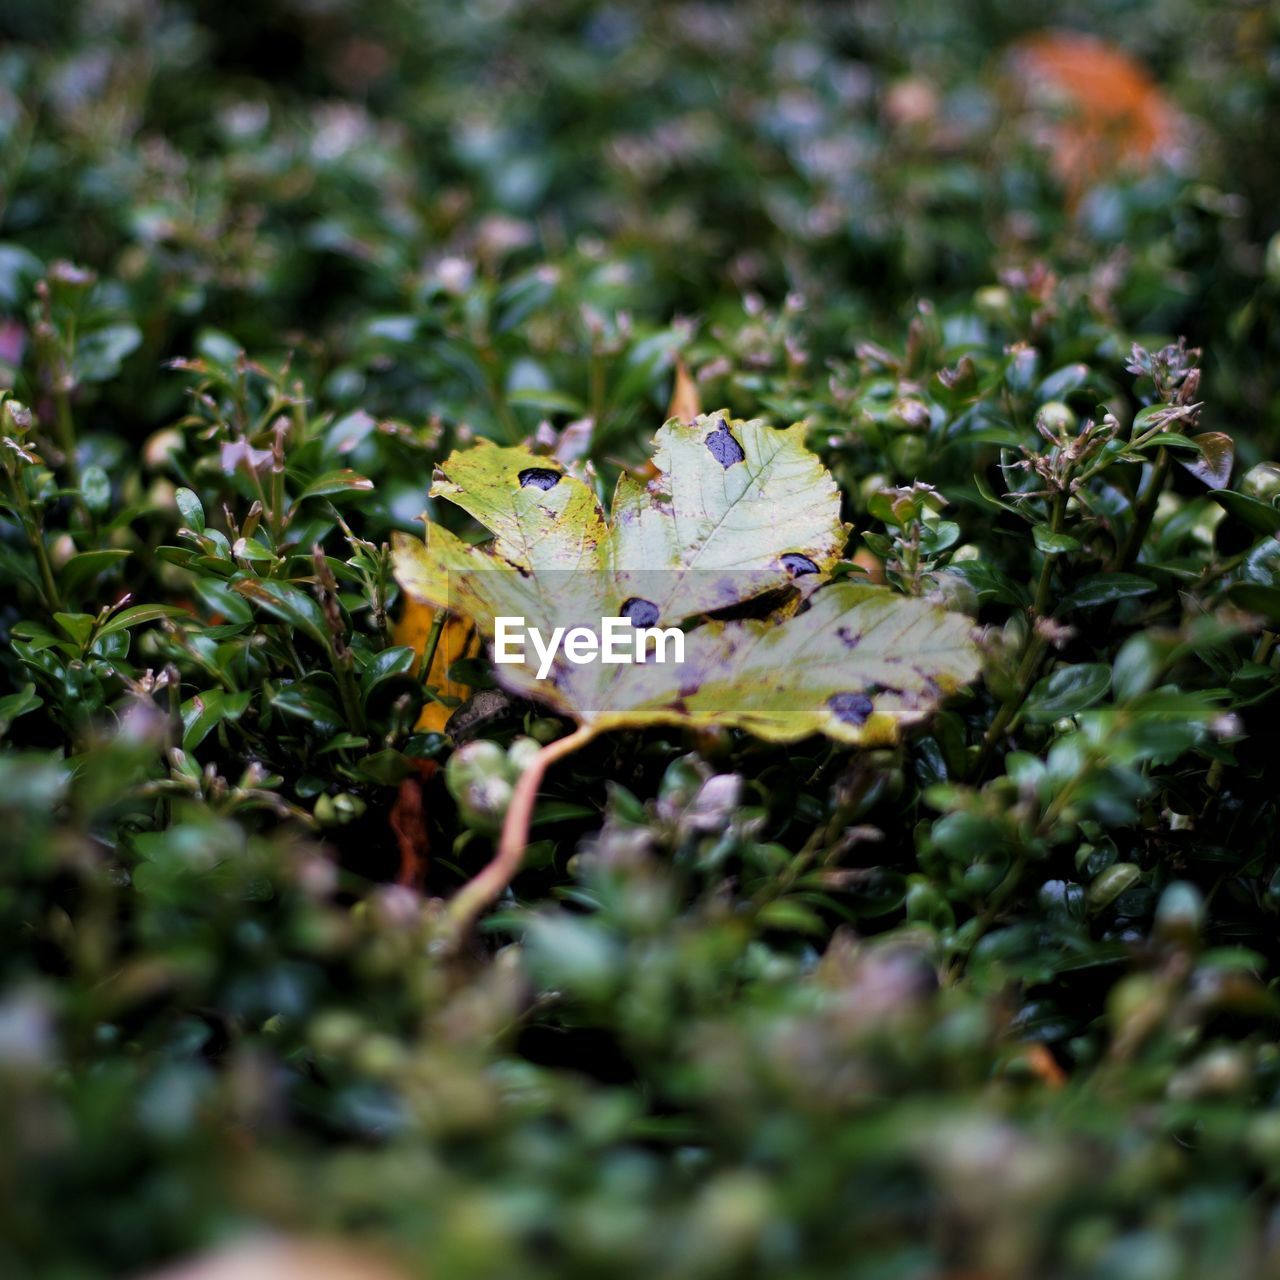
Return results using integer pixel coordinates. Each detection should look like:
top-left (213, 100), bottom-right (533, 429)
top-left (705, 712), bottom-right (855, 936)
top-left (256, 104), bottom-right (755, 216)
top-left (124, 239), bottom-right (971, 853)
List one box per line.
top-left (447, 724), bottom-right (597, 936)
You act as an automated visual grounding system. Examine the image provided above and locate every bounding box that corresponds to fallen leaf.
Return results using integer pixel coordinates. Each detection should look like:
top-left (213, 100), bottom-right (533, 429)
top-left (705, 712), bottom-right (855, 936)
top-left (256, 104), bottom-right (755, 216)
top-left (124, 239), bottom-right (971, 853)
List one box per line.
top-left (666, 356), bottom-right (701, 423)
top-left (392, 600), bottom-right (474, 733)
top-left (1010, 32), bottom-right (1178, 203)
top-left (393, 412), bottom-right (977, 746)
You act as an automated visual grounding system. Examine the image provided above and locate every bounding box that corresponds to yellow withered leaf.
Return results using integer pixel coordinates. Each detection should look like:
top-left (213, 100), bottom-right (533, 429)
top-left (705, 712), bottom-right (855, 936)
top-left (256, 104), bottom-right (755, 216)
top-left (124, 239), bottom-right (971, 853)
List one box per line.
top-left (392, 599), bottom-right (475, 733)
top-left (392, 412), bottom-right (978, 747)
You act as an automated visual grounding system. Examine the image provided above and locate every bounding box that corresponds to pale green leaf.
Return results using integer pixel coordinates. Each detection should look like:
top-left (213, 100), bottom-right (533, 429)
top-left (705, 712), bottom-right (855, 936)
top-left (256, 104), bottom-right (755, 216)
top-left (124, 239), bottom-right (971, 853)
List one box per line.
top-left (393, 412), bottom-right (978, 745)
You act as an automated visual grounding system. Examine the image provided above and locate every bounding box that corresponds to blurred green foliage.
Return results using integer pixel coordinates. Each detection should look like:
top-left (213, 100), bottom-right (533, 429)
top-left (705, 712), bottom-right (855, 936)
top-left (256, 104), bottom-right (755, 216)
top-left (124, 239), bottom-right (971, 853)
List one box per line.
top-left (4, 1), bottom-right (1280, 1277)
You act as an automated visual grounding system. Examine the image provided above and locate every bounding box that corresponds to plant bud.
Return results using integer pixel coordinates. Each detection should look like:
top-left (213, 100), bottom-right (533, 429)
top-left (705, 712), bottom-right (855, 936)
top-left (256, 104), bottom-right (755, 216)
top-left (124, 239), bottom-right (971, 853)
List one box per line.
top-left (886, 396), bottom-right (931, 432)
top-left (1, 397), bottom-right (33, 435)
top-left (456, 776), bottom-right (515, 832)
top-left (506, 735), bottom-right (542, 774)
top-left (446, 740), bottom-right (509, 796)
top-left (48, 260), bottom-right (97, 292)
top-left (447, 741), bottom-right (516, 831)
top-left (974, 285), bottom-right (1013, 323)
top-left (332, 793), bottom-right (366, 821)
top-left (1154, 880), bottom-right (1204, 945)
top-left (1035, 400), bottom-right (1076, 436)
top-left (314, 792), bottom-right (365, 826)
top-left (527, 717), bottom-right (565, 745)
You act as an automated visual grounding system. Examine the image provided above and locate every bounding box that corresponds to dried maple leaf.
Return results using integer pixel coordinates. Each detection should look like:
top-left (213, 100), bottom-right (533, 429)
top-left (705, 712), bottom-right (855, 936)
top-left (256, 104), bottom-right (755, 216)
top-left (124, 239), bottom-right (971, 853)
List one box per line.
top-left (392, 412), bottom-right (979, 932)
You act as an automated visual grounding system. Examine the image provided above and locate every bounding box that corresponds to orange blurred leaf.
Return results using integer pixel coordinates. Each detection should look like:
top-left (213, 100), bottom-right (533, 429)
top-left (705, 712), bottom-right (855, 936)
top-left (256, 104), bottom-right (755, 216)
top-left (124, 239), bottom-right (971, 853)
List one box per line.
top-left (666, 357), bottom-right (701, 424)
top-left (1011, 32), bottom-right (1177, 203)
top-left (392, 600), bottom-right (474, 733)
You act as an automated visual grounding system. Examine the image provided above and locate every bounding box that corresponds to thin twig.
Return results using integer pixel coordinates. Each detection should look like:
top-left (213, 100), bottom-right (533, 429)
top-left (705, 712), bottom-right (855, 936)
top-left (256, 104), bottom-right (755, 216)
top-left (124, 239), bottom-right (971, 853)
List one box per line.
top-left (447, 725), bottom-right (597, 936)
top-left (1116, 446), bottom-right (1171, 571)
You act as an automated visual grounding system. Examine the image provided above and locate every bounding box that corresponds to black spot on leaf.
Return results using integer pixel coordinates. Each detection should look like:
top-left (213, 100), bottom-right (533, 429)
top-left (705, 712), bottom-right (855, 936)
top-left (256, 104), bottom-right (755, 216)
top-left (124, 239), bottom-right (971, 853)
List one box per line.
top-left (518, 467), bottom-right (561, 490)
top-left (828, 692), bottom-right (875, 725)
top-left (621, 597), bottom-right (660, 628)
top-left (836, 626), bottom-right (860, 649)
top-left (704, 418), bottom-right (745, 468)
top-left (781, 553), bottom-right (819, 577)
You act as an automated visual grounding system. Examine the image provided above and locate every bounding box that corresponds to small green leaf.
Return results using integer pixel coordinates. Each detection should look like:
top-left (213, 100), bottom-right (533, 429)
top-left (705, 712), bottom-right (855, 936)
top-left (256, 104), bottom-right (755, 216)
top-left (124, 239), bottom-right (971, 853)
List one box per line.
top-left (232, 537), bottom-right (276, 563)
top-left (53, 612), bottom-right (95, 647)
top-left (234, 579), bottom-right (330, 648)
top-left (182, 688), bottom-right (251, 750)
top-left (175, 487), bottom-right (206, 533)
top-left (355, 749), bottom-right (416, 785)
top-left (756, 899), bottom-right (826, 935)
top-left (1088, 862), bottom-right (1141, 911)
top-left (196, 327), bottom-right (242, 369)
top-left (73, 323), bottom-right (142, 383)
top-left (316, 733), bottom-right (371, 755)
top-left (1143, 432), bottom-right (1199, 450)
top-left (1035, 362), bottom-right (1091, 401)
top-left (271, 680), bottom-right (344, 731)
top-left (298, 469), bottom-right (375, 500)
top-left (1033, 525), bottom-right (1082, 555)
top-left (1212, 490), bottom-right (1280, 534)
top-left (59, 548), bottom-right (131, 594)
top-left (95, 604), bottom-right (189, 640)
top-left (360, 645), bottom-right (417, 691)
top-left (1227, 583), bottom-right (1280, 623)
top-left (1027, 663), bottom-right (1112, 722)
top-left (1059, 573), bottom-right (1157, 611)
top-left (972, 471), bottom-right (1023, 516)
top-left (1242, 535), bottom-right (1280, 588)
top-left (10, 620), bottom-right (65, 651)
top-left (507, 388), bottom-right (586, 415)
top-left (0, 683), bottom-right (42, 730)
top-left (949, 561), bottom-right (1030, 607)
